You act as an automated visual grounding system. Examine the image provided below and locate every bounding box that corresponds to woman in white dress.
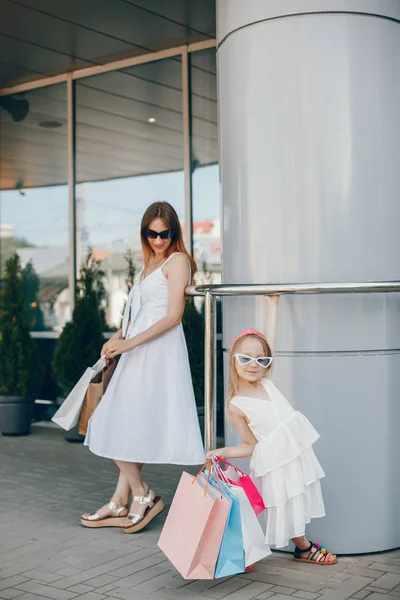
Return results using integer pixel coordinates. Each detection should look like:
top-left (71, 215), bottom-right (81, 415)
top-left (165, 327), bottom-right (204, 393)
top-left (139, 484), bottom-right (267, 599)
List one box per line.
top-left (81, 202), bottom-right (205, 533)
top-left (207, 296), bottom-right (337, 565)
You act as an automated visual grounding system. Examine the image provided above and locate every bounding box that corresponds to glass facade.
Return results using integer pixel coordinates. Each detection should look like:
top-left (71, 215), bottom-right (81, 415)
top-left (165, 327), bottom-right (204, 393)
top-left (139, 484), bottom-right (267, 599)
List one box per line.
top-left (75, 58), bottom-right (184, 328)
top-left (0, 47), bottom-right (220, 331)
top-left (190, 49), bottom-right (220, 284)
top-left (0, 83), bottom-right (69, 330)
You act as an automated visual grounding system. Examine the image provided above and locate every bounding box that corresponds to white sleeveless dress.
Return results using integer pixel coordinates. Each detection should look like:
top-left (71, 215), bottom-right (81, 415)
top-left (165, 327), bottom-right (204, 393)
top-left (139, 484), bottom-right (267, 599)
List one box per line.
top-left (85, 254), bottom-right (205, 465)
top-left (230, 378), bottom-right (326, 548)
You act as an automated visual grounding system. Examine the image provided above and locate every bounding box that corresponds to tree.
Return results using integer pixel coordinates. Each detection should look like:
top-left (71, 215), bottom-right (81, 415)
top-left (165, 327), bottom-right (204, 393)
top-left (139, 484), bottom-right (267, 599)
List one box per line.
top-left (52, 251), bottom-right (105, 394)
top-left (21, 260), bottom-right (45, 331)
top-left (124, 249), bottom-right (136, 293)
top-left (80, 248), bottom-right (107, 331)
top-left (0, 253), bottom-right (44, 396)
top-left (119, 249), bottom-right (137, 329)
top-left (0, 236), bottom-right (34, 278)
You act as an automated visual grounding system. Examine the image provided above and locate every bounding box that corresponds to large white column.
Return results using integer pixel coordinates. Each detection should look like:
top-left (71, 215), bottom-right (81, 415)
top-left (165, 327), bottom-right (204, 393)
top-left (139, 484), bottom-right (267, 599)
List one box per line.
top-left (217, 0), bottom-right (400, 553)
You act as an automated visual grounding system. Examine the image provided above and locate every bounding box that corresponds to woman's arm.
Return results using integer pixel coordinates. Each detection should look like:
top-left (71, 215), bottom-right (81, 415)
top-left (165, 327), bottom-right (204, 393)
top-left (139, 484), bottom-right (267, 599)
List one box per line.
top-left (264, 294), bottom-right (279, 378)
top-left (101, 329), bottom-right (122, 357)
top-left (207, 407), bottom-right (258, 459)
top-left (102, 254), bottom-right (190, 358)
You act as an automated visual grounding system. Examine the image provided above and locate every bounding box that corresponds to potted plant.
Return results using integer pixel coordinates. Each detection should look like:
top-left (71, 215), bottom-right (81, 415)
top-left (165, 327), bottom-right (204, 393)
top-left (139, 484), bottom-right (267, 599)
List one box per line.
top-left (52, 250), bottom-right (105, 442)
top-left (0, 253), bottom-right (44, 435)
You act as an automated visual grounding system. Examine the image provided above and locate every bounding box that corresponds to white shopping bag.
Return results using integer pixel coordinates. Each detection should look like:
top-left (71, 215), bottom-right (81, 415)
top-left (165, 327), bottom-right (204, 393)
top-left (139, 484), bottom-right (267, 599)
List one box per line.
top-left (230, 486), bottom-right (271, 567)
top-left (52, 357), bottom-right (106, 431)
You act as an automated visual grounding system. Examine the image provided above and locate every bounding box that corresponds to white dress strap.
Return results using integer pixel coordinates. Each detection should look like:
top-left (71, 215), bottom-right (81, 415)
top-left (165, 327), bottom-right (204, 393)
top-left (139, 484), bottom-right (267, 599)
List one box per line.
top-left (160, 252), bottom-right (178, 268)
top-left (161, 253), bottom-right (192, 285)
top-left (262, 378), bottom-right (295, 417)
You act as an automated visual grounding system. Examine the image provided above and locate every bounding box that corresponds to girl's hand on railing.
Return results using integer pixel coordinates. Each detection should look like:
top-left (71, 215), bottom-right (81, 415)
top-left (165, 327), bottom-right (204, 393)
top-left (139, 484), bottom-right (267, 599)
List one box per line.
top-left (264, 295), bottom-right (279, 304)
top-left (264, 282), bottom-right (280, 302)
top-left (264, 291), bottom-right (280, 303)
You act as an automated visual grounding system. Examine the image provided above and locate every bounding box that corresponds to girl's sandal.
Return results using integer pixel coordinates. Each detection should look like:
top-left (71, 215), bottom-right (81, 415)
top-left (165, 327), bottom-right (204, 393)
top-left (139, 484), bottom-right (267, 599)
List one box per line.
top-left (245, 564), bottom-right (254, 573)
top-left (80, 500), bottom-right (128, 528)
top-left (294, 542), bottom-right (337, 565)
top-left (122, 489), bottom-right (165, 534)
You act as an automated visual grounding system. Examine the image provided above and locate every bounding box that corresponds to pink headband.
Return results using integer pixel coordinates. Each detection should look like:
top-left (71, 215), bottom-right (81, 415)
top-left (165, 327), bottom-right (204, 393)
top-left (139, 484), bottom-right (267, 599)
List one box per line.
top-left (230, 329), bottom-right (268, 352)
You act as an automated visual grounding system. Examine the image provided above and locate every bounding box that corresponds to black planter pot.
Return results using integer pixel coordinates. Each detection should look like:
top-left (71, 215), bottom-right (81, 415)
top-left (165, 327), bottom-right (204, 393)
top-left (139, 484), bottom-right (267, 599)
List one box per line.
top-left (0, 395), bottom-right (35, 436)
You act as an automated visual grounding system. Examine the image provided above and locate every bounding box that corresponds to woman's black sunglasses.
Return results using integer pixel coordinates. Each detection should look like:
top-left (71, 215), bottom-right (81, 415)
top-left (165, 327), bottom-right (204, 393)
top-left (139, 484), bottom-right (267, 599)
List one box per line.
top-left (144, 228), bottom-right (176, 240)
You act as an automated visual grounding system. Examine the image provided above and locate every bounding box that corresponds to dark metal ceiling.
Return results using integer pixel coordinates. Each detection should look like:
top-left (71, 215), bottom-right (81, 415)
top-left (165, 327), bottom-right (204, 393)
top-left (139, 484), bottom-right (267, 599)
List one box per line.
top-left (0, 0), bottom-right (216, 88)
top-left (0, 0), bottom-right (217, 190)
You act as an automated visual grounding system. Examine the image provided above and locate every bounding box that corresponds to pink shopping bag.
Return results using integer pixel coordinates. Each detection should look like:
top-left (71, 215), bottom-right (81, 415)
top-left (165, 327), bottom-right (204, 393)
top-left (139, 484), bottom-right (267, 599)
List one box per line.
top-left (216, 457), bottom-right (266, 516)
top-left (158, 471), bottom-right (230, 580)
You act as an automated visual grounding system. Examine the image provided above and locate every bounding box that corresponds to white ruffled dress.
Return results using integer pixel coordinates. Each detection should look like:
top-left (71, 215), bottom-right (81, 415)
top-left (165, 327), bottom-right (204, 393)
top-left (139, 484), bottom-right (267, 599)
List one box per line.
top-left (230, 378), bottom-right (326, 548)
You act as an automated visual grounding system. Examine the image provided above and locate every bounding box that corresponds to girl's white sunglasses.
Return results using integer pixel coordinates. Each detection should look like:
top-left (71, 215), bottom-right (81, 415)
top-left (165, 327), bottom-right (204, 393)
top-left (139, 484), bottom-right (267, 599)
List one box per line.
top-left (234, 354), bottom-right (273, 369)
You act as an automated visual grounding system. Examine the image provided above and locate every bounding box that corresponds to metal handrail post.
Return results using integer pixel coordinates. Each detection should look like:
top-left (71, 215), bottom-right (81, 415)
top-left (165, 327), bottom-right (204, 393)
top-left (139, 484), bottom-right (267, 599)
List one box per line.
top-left (204, 291), bottom-right (217, 452)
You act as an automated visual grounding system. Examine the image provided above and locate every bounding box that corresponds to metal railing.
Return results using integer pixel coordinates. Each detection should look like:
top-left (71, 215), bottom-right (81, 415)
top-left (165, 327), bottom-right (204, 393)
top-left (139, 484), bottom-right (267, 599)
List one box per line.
top-left (186, 280), bottom-right (400, 451)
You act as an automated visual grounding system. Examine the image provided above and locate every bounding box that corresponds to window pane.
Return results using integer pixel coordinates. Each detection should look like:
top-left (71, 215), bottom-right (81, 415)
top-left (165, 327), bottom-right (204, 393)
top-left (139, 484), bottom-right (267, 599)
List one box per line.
top-left (190, 49), bottom-right (220, 282)
top-left (75, 58), bottom-right (184, 329)
top-left (0, 83), bottom-right (69, 331)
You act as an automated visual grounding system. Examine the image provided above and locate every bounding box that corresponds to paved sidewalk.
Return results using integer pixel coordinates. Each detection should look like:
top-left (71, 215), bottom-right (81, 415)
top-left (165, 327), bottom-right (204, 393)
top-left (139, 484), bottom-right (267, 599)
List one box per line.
top-left (1, 424), bottom-right (400, 600)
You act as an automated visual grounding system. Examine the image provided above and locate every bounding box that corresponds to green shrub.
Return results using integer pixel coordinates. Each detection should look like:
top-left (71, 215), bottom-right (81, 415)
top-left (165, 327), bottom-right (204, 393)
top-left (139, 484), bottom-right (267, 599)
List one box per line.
top-left (52, 252), bottom-right (104, 394)
top-left (124, 249), bottom-right (136, 292)
top-left (21, 260), bottom-right (45, 331)
top-left (0, 253), bottom-right (44, 396)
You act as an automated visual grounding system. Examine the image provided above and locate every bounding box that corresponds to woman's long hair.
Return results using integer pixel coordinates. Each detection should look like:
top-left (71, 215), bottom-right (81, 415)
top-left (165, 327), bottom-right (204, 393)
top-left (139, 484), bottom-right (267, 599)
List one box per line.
top-left (140, 202), bottom-right (197, 275)
top-left (226, 333), bottom-right (273, 418)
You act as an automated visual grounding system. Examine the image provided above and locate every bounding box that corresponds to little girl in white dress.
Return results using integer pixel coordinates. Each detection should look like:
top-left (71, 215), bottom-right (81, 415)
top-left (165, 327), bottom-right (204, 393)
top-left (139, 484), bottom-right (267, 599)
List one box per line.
top-left (208, 295), bottom-right (337, 566)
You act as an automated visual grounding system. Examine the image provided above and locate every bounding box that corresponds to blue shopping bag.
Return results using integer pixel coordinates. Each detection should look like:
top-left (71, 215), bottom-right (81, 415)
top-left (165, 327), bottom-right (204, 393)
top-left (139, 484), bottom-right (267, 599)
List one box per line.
top-left (202, 470), bottom-right (245, 578)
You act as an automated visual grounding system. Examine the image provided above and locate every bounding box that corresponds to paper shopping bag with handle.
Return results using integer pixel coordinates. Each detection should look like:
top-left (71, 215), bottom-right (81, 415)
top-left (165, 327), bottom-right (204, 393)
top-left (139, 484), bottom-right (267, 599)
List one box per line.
top-left (158, 471), bottom-right (230, 580)
top-left (78, 358), bottom-right (116, 435)
top-left (217, 457), bottom-right (266, 515)
top-left (230, 485), bottom-right (271, 567)
top-left (52, 356), bottom-right (107, 431)
top-left (205, 471), bottom-right (245, 578)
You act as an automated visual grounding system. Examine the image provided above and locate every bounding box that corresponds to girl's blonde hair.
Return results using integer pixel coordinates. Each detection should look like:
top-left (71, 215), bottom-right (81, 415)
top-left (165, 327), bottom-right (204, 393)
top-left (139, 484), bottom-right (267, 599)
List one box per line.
top-left (226, 333), bottom-right (273, 417)
top-left (140, 202), bottom-right (197, 274)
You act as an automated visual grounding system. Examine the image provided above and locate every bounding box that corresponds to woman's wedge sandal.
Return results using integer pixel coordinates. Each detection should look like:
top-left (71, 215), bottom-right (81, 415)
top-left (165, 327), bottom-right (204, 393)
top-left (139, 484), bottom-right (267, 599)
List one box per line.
top-left (294, 541), bottom-right (337, 565)
top-left (80, 500), bottom-right (128, 528)
top-left (122, 490), bottom-right (165, 534)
